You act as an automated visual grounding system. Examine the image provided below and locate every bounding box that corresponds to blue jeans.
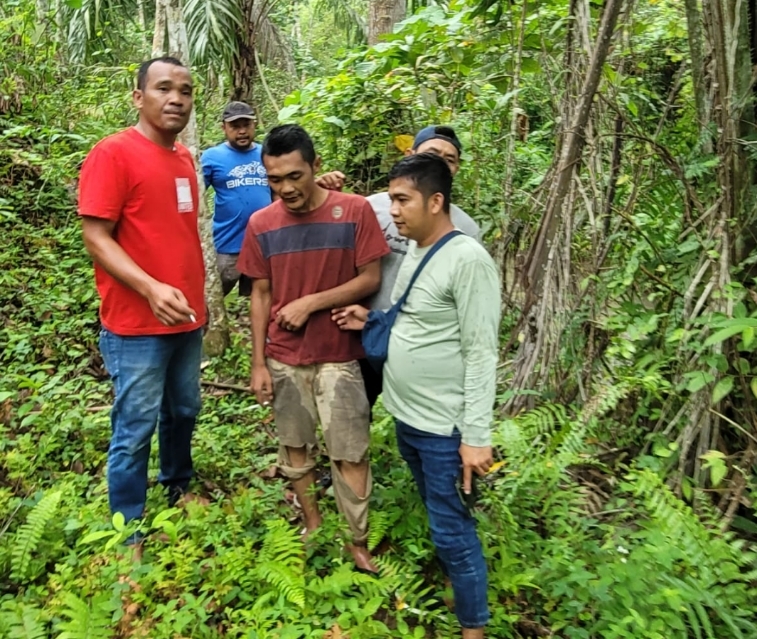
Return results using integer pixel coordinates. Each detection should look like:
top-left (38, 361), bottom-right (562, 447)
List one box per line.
top-left (395, 420), bottom-right (489, 629)
top-left (100, 328), bottom-right (203, 524)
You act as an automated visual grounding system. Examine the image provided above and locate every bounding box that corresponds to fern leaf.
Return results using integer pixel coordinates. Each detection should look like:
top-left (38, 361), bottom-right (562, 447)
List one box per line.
top-left (55, 592), bottom-right (111, 639)
top-left (257, 562), bottom-right (306, 608)
top-left (255, 519), bottom-right (305, 608)
top-left (367, 510), bottom-right (389, 552)
top-left (11, 490), bottom-right (62, 581)
top-left (0, 602), bottom-right (47, 639)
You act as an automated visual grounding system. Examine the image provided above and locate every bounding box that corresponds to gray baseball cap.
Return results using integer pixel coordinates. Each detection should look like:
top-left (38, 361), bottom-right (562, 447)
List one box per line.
top-left (222, 101), bottom-right (255, 122)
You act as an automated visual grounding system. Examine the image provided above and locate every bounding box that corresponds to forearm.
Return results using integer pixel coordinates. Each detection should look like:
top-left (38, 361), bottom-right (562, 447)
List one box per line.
top-left (84, 234), bottom-right (158, 298)
top-left (251, 289), bottom-right (272, 367)
top-left (461, 349), bottom-right (498, 446)
top-left (456, 260), bottom-right (501, 447)
top-left (307, 271), bottom-right (380, 313)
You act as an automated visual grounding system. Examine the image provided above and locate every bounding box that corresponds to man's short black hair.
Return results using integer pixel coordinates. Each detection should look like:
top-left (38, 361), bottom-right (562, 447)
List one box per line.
top-left (388, 153), bottom-right (452, 214)
top-left (262, 124), bottom-right (316, 165)
top-left (137, 57), bottom-right (186, 91)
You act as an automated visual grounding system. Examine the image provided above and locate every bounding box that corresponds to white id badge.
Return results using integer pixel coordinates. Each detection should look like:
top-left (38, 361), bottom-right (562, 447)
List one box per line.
top-left (176, 177), bottom-right (194, 213)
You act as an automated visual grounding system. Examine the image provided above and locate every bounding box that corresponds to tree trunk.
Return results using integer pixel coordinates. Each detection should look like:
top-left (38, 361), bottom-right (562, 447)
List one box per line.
top-left (368, 0), bottom-right (406, 45)
top-left (151, 0), bottom-right (167, 58)
top-left (154, 0), bottom-right (230, 357)
top-left (230, 0), bottom-right (256, 103)
top-left (523, 0), bottom-right (623, 300)
top-left (684, 0), bottom-right (710, 144)
top-left (507, 0), bottom-right (624, 410)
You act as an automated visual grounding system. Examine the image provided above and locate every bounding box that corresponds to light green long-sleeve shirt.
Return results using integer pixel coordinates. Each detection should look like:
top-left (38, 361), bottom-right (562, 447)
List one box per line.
top-left (382, 234), bottom-right (501, 447)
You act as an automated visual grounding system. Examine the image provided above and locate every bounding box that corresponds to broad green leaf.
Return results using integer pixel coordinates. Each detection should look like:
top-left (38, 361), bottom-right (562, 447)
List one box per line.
top-left (701, 451), bottom-right (727, 487)
top-left (449, 47), bottom-right (464, 63)
top-left (79, 530), bottom-right (116, 545)
top-left (711, 376), bottom-right (733, 404)
top-left (277, 105), bottom-right (300, 122)
top-left (151, 508), bottom-right (179, 528)
top-left (686, 371), bottom-right (714, 393)
top-left (704, 326), bottom-right (746, 346)
top-left (744, 326), bottom-right (755, 348)
top-left (751, 377), bottom-right (757, 399)
top-left (161, 520), bottom-right (178, 543)
top-left (717, 318), bottom-right (757, 327)
top-left (324, 116), bottom-right (347, 129)
top-left (112, 511), bottom-right (125, 532)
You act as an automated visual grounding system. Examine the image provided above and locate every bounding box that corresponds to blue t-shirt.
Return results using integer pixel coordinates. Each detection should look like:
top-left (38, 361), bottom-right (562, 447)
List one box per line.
top-left (201, 142), bottom-right (272, 254)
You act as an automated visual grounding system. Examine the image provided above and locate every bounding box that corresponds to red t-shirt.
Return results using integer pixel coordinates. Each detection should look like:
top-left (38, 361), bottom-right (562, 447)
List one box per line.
top-left (78, 128), bottom-right (206, 336)
top-left (238, 191), bottom-right (390, 365)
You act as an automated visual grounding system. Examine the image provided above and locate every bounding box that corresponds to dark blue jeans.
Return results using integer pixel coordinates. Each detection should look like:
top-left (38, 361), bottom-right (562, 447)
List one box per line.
top-left (395, 420), bottom-right (489, 629)
top-left (100, 328), bottom-right (203, 524)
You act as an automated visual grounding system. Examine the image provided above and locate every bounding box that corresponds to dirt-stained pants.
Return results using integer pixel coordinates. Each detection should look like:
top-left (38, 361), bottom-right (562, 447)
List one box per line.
top-left (267, 358), bottom-right (372, 543)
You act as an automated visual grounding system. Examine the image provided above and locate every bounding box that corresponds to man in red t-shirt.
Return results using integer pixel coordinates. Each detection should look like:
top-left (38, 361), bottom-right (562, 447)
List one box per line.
top-left (78, 57), bottom-right (206, 551)
top-left (238, 124), bottom-right (390, 572)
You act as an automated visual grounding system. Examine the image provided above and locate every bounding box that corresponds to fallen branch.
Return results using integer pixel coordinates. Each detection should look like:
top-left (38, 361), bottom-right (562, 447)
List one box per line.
top-left (201, 380), bottom-right (252, 393)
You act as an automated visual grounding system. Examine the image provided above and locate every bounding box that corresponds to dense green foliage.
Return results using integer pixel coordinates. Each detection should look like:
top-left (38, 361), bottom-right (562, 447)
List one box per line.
top-left (1, 0), bottom-right (756, 637)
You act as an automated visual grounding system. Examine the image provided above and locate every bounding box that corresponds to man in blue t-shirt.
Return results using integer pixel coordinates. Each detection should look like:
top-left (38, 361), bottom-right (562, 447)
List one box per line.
top-left (201, 101), bottom-right (273, 296)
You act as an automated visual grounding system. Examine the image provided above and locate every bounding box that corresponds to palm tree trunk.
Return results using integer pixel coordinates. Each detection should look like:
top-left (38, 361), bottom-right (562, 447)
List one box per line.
top-left (368, 0), bottom-right (406, 45)
top-left (154, 0), bottom-right (230, 356)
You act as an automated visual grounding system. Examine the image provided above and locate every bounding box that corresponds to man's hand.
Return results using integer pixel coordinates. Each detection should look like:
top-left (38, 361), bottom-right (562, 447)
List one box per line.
top-left (459, 443), bottom-right (493, 494)
top-left (275, 296), bottom-right (314, 331)
top-left (331, 304), bottom-right (369, 331)
top-left (251, 364), bottom-right (274, 406)
top-left (315, 171), bottom-right (346, 191)
top-left (146, 282), bottom-right (196, 326)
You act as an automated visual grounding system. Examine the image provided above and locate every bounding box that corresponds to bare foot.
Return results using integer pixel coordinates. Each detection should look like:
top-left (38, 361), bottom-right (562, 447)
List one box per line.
top-left (299, 514), bottom-right (322, 542)
top-left (346, 542), bottom-right (379, 574)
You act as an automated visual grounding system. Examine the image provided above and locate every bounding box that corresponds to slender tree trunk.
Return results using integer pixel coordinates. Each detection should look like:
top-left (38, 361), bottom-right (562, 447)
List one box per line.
top-left (231, 0), bottom-right (256, 103)
top-left (523, 0), bottom-right (624, 299)
top-left (151, 0), bottom-right (167, 58)
top-left (368, 0), bottom-right (406, 45)
top-left (507, 0), bottom-right (625, 410)
top-left (154, 0), bottom-right (230, 356)
top-left (684, 0), bottom-right (710, 144)
top-left (493, 0), bottom-right (528, 306)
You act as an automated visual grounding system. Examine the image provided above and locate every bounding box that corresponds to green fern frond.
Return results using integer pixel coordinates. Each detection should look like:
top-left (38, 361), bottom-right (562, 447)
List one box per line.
top-left (367, 510), bottom-right (389, 551)
top-left (11, 490), bottom-right (62, 581)
top-left (255, 519), bottom-right (305, 608)
top-left (54, 592), bottom-right (111, 639)
top-left (628, 469), bottom-right (755, 592)
top-left (578, 379), bottom-right (631, 422)
top-left (219, 538), bottom-right (257, 591)
top-left (517, 403), bottom-right (570, 440)
top-left (257, 562), bottom-right (305, 608)
top-left (0, 602), bottom-right (47, 639)
top-left (257, 519), bottom-right (304, 567)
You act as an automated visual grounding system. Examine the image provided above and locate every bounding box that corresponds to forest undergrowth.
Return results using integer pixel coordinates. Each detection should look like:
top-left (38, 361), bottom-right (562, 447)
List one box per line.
top-left (0, 219), bottom-right (754, 639)
top-left (2, 0), bottom-right (757, 636)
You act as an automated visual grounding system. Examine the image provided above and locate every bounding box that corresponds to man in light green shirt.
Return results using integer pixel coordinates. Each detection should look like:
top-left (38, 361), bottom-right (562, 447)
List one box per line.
top-left (332, 153), bottom-right (500, 638)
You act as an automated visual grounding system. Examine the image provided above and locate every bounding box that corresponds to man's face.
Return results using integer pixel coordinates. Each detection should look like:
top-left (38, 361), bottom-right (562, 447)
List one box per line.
top-left (223, 118), bottom-right (256, 150)
top-left (413, 139), bottom-right (460, 176)
top-left (264, 151), bottom-right (320, 213)
top-left (388, 176), bottom-right (440, 241)
top-left (133, 62), bottom-right (193, 134)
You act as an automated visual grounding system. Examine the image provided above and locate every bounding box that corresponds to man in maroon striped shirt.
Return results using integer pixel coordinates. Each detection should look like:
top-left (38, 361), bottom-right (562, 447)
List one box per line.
top-left (238, 124), bottom-right (390, 572)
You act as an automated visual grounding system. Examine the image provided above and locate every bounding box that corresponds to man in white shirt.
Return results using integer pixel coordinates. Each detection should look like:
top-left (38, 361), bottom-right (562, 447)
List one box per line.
top-left (318, 125), bottom-right (481, 406)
